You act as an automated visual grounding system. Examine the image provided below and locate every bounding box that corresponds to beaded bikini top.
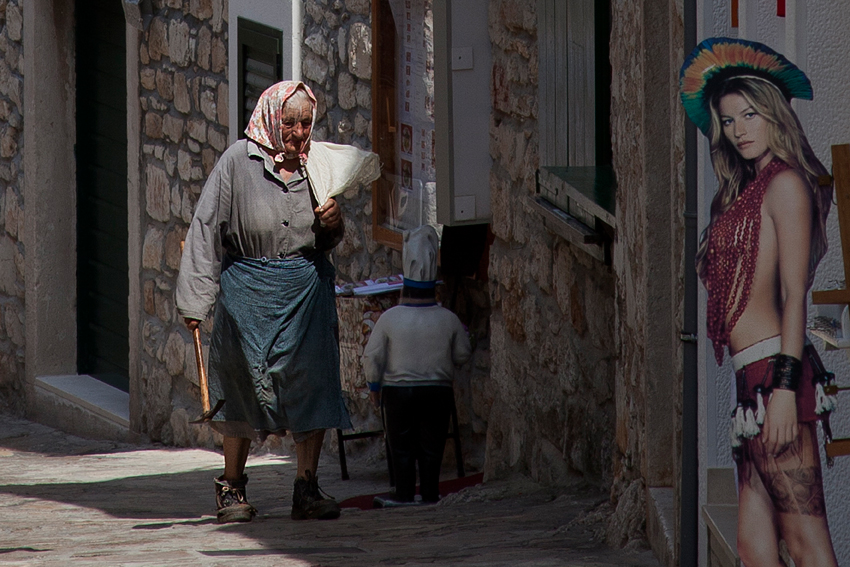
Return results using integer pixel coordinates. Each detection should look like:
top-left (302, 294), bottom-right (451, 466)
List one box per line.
top-left (704, 158), bottom-right (790, 365)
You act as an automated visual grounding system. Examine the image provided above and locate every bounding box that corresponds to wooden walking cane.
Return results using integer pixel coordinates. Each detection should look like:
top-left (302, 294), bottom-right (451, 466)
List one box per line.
top-left (180, 239), bottom-right (224, 424)
top-left (189, 320), bottom-right (225, 423)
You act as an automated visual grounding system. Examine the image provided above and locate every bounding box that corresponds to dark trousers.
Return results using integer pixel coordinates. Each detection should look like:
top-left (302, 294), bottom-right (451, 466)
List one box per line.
top-left (382, 386), bottom-right (453, 502)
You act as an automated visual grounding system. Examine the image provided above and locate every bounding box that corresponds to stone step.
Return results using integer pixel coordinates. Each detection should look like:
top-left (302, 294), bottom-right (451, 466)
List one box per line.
top-left (33, 374), bottom-right (130, 442)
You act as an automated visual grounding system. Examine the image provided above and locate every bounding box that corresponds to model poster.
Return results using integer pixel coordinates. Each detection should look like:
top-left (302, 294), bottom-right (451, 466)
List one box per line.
top-left (681, 37), bottom-right (839, 564)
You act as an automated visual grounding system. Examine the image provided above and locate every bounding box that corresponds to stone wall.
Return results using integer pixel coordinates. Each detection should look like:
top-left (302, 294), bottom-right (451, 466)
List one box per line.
top-left (608, 0), bottom-right (686, 550)
top-left (0, 0), bottom-right (25, 414)
top-left (137, 0), bottom-right (228, 446)
top-left (485, 0), bottom-right (618, 488)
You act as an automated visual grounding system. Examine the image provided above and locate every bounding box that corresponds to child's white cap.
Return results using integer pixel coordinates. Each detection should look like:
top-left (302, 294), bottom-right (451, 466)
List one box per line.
top-left (402, 225), bottom-right (438, 285)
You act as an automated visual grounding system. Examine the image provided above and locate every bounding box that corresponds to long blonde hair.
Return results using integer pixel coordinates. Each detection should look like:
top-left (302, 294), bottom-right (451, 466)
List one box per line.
top-left (695, 76), bottom-right (832, 287)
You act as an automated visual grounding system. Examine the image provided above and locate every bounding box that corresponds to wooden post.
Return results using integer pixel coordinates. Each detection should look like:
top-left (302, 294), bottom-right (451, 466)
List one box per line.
top-left (812, 144), bottom-right (850, 457)
top-left (812, 144), bottom-right (850, 305)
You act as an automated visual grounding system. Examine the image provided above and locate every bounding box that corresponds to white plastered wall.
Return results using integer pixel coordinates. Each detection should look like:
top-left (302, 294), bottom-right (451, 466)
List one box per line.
top-left (228, 0), bottom-right (301, 145)
top-left (696, 1), bottom-right (850, 564)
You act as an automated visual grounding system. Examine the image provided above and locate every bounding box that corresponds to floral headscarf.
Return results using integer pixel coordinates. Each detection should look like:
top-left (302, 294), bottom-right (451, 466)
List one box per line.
top-left (244, 81), bottom-right (317, 164)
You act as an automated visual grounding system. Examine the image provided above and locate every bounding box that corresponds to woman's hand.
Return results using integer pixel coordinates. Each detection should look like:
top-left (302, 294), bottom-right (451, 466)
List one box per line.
top-left (315, 198), bottom-right (342, 229)
top-left (369, 390), bottom-right (381, 410)
top-left (761, 389), bottom-right (798, 456)
top-left (184, 318), bottom-right (200, 332)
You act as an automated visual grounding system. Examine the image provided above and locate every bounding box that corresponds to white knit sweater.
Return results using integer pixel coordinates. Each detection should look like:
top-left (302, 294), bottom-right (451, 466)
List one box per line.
top-left (363, 304), bottom-right (472, 388)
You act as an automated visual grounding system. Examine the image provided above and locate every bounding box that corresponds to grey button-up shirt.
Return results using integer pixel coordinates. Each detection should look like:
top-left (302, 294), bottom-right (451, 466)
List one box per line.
top-left (176, 139), bottom-right (343, 321)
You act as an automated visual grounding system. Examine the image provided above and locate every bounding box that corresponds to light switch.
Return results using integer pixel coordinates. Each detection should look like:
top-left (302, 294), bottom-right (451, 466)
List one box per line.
top-left (455, 195), bottom-right (476, 221)
top-left (452, 47), bottom-right (474, 71)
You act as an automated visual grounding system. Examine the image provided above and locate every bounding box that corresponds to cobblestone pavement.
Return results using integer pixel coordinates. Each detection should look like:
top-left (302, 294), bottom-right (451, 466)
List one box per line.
top-left (0, 415), bottom-right (659, 566)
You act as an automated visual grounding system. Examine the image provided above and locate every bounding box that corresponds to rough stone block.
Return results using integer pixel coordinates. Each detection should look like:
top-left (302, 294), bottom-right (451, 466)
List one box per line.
top-left (212, 0), bottom-right (225, 32)
top-left (187, 119), bottom-right (207, 143)
top-left (200, 89), bottom-right (217, 121)
top-left (201, 148), bottom-right (216, 176)
top-left (197, 26), bottom-right (211, 70)
top-left (171, 182), bottom-right (182, 217)
top-left (3, 303), bottom-right (23, 346)
top-left (337, 28), bottom-right (347, 64)
top-left (5, 4), bottom-right (22, 42)
top-left (145, 112), bottom-right (164, 139)
top-left (140, 68), bottom-right (157, 91)
top-left (144, 279), bottom-right (156, 315)
top-left (0, 125), bottom-right (16, 158)
top-left (338, 72), bottom-right (356, 110)
top-left (165, 148), bottom-right (177, 177)
top-left (156, 69), bottom-right (174, 101)
top-left (208, 128), bottom-right (226, 152)
top-left (354, 112), bottom-right (368, 137)
top-left (164, 331), bottom-right (186, 376)
top-left (216, 82), bottom-right (228, 126)
top-left (347, 23), bottom-right (372, 80)
top-left (345, 0), bottom-right (369, 15)
top-left (6, 74), bottom-right (20, 109)
top-left (0, 235), bottom-right (16, 295)
top-left (211, 36), bottom-right (226, 73)
top-left (303, 51), bottom-right (329, 84)
top-left (607, 479), bottom-right (646, 548)
top-left (169, 19), bottom-right (191, 67)
top-left (145, 165), bottom-right (172, 222)
top-left (190, 0), bottom-right (213, 20)
top-left (181, 190), bottom-right (195, 223)
top-left (154, 286), bottom-right (174, 324)
top-left (139, 42), bottom-right (150, 66)
top-left (305, 32), bottom-right (328, 57)
top-left (325, 11), bottom-right (340, 30)
top-left (174, 73), bottom-right (191, 113)
top-left (162, 114), bottom-right (184, 143)
top-left (148, 17), bottom-right (169, 61)
top-left (355, 82), bottom-right (371, 109)
top-left (142, 227), bottom-right (165, 270)
top-left (177, 149), bottom-right (192, 181)
top-left (306, 1), bottom-right (324, 24)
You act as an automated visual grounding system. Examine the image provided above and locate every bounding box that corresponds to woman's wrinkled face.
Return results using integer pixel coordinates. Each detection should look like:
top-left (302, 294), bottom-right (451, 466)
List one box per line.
top-left (719, 92), bottom-right (772, 163)
top-left (280, 98), bottom-right (313, 157)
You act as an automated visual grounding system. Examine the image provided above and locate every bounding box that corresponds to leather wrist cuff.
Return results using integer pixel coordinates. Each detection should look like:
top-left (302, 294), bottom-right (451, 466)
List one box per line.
top-left (772, 354), bottom-right (802, 391)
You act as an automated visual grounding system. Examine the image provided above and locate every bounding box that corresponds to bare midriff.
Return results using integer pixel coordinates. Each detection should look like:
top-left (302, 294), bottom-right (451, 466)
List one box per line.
top-left (727, 200), bottom-right (783, 356)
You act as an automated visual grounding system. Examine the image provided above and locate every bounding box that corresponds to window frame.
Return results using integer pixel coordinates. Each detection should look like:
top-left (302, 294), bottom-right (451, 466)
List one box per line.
top-left (236, 17), bottom-right (284, 138)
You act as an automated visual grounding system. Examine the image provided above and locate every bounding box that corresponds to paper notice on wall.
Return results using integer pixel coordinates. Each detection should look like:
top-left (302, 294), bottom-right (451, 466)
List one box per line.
top-left (388, 0), bottom-right (438, 231)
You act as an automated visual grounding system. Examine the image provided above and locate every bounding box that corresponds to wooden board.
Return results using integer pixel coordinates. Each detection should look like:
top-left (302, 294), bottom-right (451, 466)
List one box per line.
top-left (813, 144), bottom-right (850, 304)
top-left (826, 438), bottom-right (850, 459)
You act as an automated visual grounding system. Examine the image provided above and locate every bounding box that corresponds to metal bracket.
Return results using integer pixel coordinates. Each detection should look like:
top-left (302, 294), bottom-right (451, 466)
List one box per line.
top-left (679, 332), bottom-right (698, 344)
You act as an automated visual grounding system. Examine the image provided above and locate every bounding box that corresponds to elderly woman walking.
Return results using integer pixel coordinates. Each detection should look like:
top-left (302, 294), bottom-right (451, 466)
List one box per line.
top-left (176, 81), bottom-right (379, 523)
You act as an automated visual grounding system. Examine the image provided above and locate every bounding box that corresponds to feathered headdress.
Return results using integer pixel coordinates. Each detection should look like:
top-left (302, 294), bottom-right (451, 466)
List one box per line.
top-left (680, 37), bottom-right (812, 135)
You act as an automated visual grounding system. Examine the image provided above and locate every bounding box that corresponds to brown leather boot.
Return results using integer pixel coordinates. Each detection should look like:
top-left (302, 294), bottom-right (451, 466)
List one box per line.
top-left (290, 470), bottom-right (340, 520)
top-left (214, 475), bottom-right (258, 524)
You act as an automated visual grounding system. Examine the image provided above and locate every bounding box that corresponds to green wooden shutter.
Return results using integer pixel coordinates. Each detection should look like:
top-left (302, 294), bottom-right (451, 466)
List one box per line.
top-left (237, 18), bottom-right (284, 137)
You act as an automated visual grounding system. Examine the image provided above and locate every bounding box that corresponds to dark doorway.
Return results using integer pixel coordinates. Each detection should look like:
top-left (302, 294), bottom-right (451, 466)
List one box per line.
top-left (75, 0), bottom-right (129, 391)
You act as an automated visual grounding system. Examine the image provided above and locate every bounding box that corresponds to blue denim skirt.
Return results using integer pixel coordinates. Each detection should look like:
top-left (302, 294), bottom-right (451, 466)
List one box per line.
top-left (207, 253), bottom-right (352, 434)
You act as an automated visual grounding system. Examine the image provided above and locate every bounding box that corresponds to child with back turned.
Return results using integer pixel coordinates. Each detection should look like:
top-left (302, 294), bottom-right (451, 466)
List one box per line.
top-left (363, 225), bottom-right (472, 504)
